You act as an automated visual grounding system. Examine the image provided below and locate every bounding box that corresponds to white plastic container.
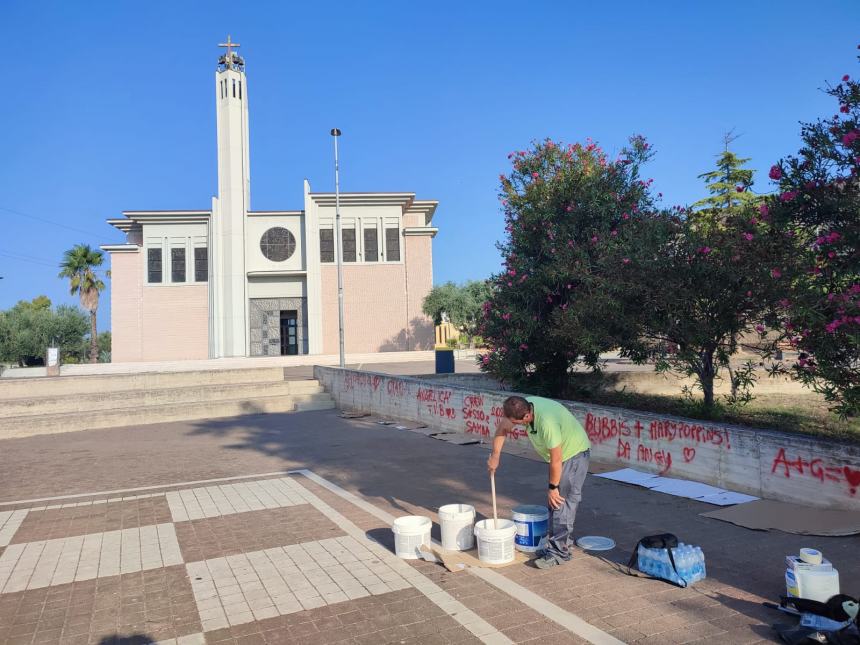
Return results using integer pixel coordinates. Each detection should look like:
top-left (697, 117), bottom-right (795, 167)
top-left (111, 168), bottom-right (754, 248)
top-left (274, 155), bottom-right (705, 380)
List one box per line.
top-left (438, 504), bottom-right (476, 551)
top-left (796, 568), bottom-right (840, 603)
top-left (512, 505), bottom-right (549, 553)
top-left (392, 516), bottom-right (432, 559)
top-left (474, 519), bottom-right (517, 565)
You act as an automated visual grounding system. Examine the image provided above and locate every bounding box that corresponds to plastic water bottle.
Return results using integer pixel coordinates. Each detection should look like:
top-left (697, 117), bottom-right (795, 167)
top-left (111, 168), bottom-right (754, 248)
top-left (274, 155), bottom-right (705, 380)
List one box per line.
top-left (695, 547), bottom-right (706, 581)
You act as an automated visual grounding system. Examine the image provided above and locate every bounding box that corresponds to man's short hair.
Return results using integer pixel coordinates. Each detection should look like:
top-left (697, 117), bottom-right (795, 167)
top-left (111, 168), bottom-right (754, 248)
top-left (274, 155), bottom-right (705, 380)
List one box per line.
top-left (502, 396), bottom-right (530, 420)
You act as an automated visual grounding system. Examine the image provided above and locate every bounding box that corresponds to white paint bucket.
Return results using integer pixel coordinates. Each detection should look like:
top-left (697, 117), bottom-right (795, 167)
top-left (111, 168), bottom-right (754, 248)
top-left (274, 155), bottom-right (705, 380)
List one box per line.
top-left (512, 504), bottom-right (549, 553)
top-left (474, 519), bottom-right (517, 565)
top-left (438, 504), bottom-right (476, 551)
top-left (391, 515), bottom-right (432, 559)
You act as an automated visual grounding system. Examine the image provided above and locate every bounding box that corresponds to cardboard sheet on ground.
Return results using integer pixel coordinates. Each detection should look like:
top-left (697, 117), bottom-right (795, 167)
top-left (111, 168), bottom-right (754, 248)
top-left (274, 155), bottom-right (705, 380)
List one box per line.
top-left (701, 499), bottom-right (860, 536)
top-left (421, 544), bottom-right (529, 572)
top-left (595, 467), bottom-right (759, 506)
top-left (595, 468), bottom-right (660, 487)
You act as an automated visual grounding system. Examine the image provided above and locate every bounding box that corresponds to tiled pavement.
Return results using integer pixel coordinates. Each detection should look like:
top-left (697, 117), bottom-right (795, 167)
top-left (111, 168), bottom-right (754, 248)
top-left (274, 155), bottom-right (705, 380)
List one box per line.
top-left (1, 409), bottom-right (858, 644)
top-left (0, 474), bottom-right (514, 645)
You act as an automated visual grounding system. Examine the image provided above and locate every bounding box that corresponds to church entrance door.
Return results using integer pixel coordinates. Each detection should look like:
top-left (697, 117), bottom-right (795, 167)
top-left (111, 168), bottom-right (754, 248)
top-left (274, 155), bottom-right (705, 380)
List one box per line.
top-left (279, 311), bottom-right (298, 355)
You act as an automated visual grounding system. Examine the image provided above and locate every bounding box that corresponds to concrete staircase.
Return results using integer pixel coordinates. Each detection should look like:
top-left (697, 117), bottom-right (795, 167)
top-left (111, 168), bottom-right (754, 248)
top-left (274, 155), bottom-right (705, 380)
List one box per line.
top-left (0, 367), bottom-right (336, 439)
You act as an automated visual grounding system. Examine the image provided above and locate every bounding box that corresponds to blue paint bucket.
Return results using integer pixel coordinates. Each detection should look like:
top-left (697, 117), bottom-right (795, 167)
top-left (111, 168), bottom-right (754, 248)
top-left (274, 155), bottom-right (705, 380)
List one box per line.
top-left (512, 504), bottom-right (549, 552)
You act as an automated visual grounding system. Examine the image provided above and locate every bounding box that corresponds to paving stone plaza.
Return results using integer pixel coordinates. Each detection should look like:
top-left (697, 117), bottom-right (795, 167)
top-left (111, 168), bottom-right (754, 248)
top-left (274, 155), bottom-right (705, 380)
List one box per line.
top-left (0, 408), bottom-right (858, 644)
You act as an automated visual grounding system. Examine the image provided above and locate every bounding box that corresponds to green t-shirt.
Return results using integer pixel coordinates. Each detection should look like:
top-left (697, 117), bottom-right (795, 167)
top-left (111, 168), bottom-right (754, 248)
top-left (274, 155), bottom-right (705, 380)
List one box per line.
top-left (525, 396), bottom-right (591, 462)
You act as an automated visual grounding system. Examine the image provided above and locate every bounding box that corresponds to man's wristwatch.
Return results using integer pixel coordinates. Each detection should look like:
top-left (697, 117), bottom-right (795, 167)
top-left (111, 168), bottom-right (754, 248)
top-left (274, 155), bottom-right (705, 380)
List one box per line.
top-left (548, 483), bottom-right (559, 490)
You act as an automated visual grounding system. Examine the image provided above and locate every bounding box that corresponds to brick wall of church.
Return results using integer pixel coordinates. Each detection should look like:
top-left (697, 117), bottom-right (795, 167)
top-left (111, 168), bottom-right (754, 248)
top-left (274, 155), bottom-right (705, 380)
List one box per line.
top-left (110, 251), bottom-right (209, 362)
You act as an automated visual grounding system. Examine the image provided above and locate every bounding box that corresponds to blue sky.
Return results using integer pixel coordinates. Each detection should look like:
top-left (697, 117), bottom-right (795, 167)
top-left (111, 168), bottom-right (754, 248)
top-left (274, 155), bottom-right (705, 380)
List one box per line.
top-left (2, 1), bottom-right (858, 328)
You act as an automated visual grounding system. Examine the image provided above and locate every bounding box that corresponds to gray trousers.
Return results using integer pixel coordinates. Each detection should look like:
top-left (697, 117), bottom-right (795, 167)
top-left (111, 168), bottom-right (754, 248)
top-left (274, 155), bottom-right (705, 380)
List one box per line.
top-left (546, 450), bottom-right (590, 561)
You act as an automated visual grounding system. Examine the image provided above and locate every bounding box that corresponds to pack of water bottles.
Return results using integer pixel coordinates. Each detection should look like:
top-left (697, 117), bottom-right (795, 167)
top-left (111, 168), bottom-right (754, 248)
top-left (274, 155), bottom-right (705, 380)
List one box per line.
top-left (637, 542), bottom-right (707, 585)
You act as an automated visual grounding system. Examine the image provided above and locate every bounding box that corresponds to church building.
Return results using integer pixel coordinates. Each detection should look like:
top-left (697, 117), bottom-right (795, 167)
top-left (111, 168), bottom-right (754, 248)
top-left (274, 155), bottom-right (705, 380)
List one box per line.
top-left (102, 40), bottom-right (438, 362)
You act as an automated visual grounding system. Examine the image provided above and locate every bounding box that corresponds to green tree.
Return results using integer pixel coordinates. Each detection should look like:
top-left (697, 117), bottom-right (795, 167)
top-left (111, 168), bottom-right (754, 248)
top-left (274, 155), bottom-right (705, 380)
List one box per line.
top-left (0, 298), bottom-right (89, 366)
top-left (692, 135), bottom-right (761, 218)
top-left (478, 136), bottom-right (656, 395)
top-left (765, 62), bottom-right (860, 416)
top-left (610, 145), bottom-right (791, 410)
top-left (58, 244), bottom-right (106, 363)
top-left (422, 280), bottom-right (490, 342)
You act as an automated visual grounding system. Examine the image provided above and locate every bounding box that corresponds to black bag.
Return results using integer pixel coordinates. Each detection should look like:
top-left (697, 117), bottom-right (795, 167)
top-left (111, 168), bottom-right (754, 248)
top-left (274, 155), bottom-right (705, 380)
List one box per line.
top-left (627, 533), bottom-right (687, 588)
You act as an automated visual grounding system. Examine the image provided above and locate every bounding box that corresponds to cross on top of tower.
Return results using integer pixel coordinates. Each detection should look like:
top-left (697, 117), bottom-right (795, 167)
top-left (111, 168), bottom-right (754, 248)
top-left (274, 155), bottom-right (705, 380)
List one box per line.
top-left (217, 35), bottom-right (244, 71)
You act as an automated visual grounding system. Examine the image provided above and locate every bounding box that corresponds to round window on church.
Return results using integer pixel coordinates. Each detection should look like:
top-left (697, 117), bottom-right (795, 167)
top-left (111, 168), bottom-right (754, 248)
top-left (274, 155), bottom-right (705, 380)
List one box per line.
top-left (260, 227), bottom-right (297, 262)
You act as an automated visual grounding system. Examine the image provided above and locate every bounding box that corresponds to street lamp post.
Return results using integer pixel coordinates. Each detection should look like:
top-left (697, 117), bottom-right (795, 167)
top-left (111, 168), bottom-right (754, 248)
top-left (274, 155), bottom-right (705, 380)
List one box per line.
top-left (331, 128), bottom-right (345, 368)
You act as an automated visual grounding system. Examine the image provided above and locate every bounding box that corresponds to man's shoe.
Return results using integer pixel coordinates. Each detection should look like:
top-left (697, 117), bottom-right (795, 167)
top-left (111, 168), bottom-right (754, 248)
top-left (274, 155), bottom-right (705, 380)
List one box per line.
top-left (534, 554), bottom-right (562, 569)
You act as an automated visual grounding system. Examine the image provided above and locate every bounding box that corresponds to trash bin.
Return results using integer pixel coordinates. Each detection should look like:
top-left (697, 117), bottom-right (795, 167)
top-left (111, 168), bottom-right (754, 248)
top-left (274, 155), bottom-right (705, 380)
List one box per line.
top-left (435, 348), bottom-right (455, 374)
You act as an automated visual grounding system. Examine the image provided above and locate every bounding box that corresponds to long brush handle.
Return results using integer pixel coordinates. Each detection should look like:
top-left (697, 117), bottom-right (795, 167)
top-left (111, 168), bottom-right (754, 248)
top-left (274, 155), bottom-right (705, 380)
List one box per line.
top-left (490, 472), bottom-right (498, 530)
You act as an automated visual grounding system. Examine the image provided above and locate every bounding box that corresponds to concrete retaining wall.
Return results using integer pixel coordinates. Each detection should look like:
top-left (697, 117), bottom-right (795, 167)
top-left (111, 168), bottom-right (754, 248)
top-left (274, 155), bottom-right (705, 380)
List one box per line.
top-left (315, 366), bottom-right (860, 511)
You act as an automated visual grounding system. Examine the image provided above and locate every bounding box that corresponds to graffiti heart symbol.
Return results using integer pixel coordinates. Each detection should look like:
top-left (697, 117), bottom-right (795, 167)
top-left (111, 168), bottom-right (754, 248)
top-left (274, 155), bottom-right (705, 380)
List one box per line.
top-left (844, 466), bottom-right (860, 495)
top-left (683, 447), bottom-right (696, 463)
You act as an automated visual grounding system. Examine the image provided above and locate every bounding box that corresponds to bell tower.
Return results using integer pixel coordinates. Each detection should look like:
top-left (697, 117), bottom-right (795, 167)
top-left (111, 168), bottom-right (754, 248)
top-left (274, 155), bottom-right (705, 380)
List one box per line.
top-left (211, 36), bottom-right (250, 357)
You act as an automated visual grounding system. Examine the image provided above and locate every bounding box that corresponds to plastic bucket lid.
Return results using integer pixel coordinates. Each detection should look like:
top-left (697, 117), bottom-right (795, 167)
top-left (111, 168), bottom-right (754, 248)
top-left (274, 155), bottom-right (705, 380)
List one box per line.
top-left (512, 505), bottom-right (549, 518)
top-left (438, 504), bottom-right (476, 520)
top-left (392, 515), bottom-right (432, 535)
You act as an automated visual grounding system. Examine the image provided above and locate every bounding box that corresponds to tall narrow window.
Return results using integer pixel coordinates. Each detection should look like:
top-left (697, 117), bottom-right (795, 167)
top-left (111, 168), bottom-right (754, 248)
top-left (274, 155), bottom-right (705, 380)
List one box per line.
top-left (385, 227), bottom-right (400, 261)
top-left (147, 248), bottom-right (162, 284)
top-left (342, 228), bottom-right (356, 262)
top-left (194, 247), bottom-right (208, 282)
top-left (171, 248), bottom-right (186, 283)
top-left (363, 227), bottom-right (379, 262)
top-left (232, 79), bottom-right (236, 97)
top-left (219, 80), bottom-right (223, 99)
top-left (319, 229), bottom-right (334, 262)
top-left (239, 80), bottom-right (242, 100)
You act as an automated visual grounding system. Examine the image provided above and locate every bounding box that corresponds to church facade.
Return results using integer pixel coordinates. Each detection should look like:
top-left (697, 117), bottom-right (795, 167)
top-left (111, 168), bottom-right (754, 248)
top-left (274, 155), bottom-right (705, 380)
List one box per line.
top-left (102, 41), bottom-right (438, 362)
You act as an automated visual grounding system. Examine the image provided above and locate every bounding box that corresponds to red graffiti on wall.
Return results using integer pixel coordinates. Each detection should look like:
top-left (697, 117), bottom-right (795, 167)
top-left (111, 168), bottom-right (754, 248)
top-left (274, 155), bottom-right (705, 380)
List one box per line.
top-left (585, 413), bottom-right (630, 445)
top-left (771, 448), bottom-right (860, 496)
top-left (386, 379), bottom-right (407, 398)
top-left (417, 387), bottom-right (456, 419)
top-left (342, 373), bottom-right (381, 393)
top-left (616, 439), bottom-right (674, 474)
top-left (463, 394), bottom-right (490, 436)
top-left (648, 420), bottom-right (731, 449)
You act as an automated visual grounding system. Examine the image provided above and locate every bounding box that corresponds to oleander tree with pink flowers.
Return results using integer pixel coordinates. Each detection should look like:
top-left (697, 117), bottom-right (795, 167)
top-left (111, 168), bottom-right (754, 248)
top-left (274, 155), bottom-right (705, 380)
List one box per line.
top-left (476, 136), bottom-right (657, 395)
top-left (764, 64), bottom-right (860, 416)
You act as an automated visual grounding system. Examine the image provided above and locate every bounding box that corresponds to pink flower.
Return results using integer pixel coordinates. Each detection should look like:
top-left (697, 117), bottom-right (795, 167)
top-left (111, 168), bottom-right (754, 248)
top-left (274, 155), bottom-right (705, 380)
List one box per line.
top-left (779, 299), bottom-right (791, 307)
top-left (566, 206), bottom-right (572, 212)
top-left (622, 258), bottom-right (630, 265)
top-left (532, 172), bottom-right (539, 178)
top-left (840, 105), bottom-right (850, 114)
top-left (743, 232), bottom-right (754, 241)
top-left (779, 191), bottom-right (797, 202)
top-left (698, 246), bottom-right (711, 255)
top-left (843, 74), bottom-right (850, 82)
top-left (519, 343), bottom-right (528, 351)
top-left (828, 251), bottom-right (836, 259)
top-left (502, 313), bottom-right (511, 321)
top-left (481, 355), bottom-right (490, 365)
top-left (755, 325), bottom-right (765, 333)
top-left (749, 217), bottom-right (758, 225)
top-left (771, 268), bottom-right (782, 278)
top-left (759, 204), bottom-right (769, 218)
top-left (590, 235), bottom-right (598, 243)
top-left (622, 212), bottom-right (630, 220)
top-left (842, 131), bottom-right (859, 145)
top-left (769, 165), bottom-right (782, 180)
top-left (736, 185), bottom-right (745, 192)
top-left (611, 229), bottom-right (618, 237)
top-left (746, 291), bottom-right (753, 297)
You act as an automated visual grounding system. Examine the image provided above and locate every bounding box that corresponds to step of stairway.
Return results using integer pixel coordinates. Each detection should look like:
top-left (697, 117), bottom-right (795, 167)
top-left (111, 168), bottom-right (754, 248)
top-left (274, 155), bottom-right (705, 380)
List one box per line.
top-left (0, 393), bottom-right (336, 440)
top-left (0, 380), bottom-right (324, 418)
top-left (0, 367), bottom-right (296, 401)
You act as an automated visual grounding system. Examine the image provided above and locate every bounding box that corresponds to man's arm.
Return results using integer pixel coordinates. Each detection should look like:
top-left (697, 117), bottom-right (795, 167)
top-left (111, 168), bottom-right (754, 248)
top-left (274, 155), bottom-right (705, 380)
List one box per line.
top-left (547, 444), bottom-right (566, 510)
top-left (487, 417), bottom-right (512, 473)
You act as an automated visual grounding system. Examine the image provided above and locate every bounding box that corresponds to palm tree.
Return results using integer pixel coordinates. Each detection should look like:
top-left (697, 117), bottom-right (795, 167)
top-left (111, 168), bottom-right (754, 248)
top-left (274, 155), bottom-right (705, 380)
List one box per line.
top-left (59, 244), bottom-right (106, 363)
